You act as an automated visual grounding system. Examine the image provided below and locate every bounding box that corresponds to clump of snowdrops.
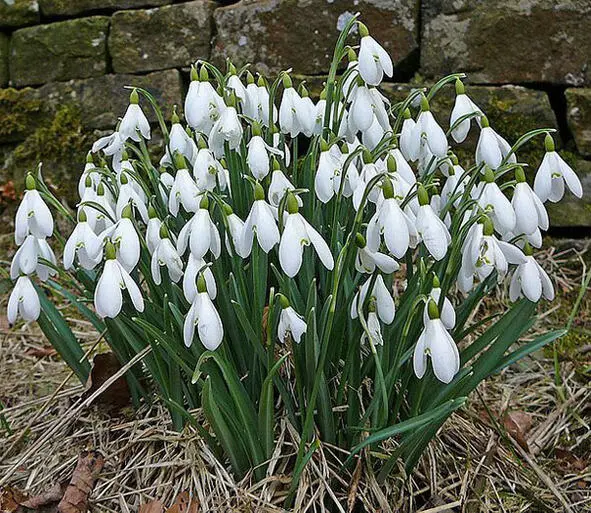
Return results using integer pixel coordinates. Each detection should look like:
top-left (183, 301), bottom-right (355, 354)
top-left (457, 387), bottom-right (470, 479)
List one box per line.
top-left (7, 16), bottom-right (584, 496)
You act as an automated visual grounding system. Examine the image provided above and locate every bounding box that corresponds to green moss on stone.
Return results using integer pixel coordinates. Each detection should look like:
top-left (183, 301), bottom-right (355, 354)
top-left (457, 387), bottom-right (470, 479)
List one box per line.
top-left (0, 88), bottom-right (44, 141)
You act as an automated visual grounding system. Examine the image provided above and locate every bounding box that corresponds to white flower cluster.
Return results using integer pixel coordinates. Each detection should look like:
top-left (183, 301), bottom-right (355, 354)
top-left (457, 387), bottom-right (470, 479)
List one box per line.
top-left (8, 22), bottom-right (583, 385)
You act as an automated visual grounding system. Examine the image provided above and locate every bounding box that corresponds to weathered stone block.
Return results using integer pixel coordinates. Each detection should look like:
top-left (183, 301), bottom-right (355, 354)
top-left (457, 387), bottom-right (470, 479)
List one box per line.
top-left (0, 0), bottom-right (39, 29)
top-left (0, 34), bottom-right (8, 87)
top-left (0, 69), bottom-right (183, 144)
top-left (39, 0), bottom-right (173, 17)
top-left (212, 0), bottom-right (419, 76)
top-left (109, 1), bottom-right (215, 74)
top-left (546, 159), bottom-right (591, 228)
top-left (10, 17), bottom-right (110, 87)
top-left (566, 88), bottom-right (591, 158)
top-left (421, 1), bottom-right (591, 86)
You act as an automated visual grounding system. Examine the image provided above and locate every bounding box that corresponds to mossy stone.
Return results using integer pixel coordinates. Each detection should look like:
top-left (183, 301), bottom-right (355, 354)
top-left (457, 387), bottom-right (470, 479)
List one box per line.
top-left (39, 0), bottom-right (173, 17)
top-left (10, 16), bottom-right (110, 87)
top-left (0, 33), bottom-right (8, 87)
top-left (0, 87), bottom-right (47, 143)
top-left (0, 0), bottom-right (39, 29)
top-left (566, 88), bottom-right (591, 158)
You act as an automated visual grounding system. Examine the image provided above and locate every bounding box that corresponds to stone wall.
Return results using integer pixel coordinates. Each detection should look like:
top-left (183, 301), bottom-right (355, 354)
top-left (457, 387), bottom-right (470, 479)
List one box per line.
top-left (1, 0), bottom-right (590, 229)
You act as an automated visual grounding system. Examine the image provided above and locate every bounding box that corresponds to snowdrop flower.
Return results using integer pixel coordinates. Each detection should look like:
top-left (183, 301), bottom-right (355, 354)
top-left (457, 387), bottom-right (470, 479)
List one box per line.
top-left (99, 210), bottom-right (140, 273)
top-left (534, 134), bottom-right (583, 203)
top-left (413, 301), bottom-right (460, 384)
top-left (386, 150), bottom-right (416, 185)
top-left (413, 95), bottom-right (448, 158)
top-left (178, 196), bottom-right (221, 260)
top-left (279, 76), bottom-right (306, 137)
top-left (354, 233), bottom-right (399, 274)
top-left (362, 115), bottom-right (388, 151)
top-left (415, 185), bottom-right (451, 260)
top-left (352, 159), bottom-right (382, 210)
top-left (209, 101), bottom-right (243, 157)
top-left (227, 69), bottom-right (247, 104)
top-left (92, 130), bottom-right (125, 171)
top-left (151, 224), bottom-right (183, 285)
top-left (192, 143), bottom-right (221, 192)
top-left (7, 276), bottom-right (40, 325)
top-left (423, 276), bottom-right (455, 330)
top-left (242, 183), bottom-right (280, 255)
top-left (15, 176), bottom-right (54, 244)
top-left (341, 49), bottom-right (359, 99)
top-left (268, 165), bottom-right (300, 208)
top-left (94, 241), bottom-right (144, 318)
top-left (116, 172), bottom-right (149, 223)
top-left (63, 209), bottom-right (102, 270)
top-left (351, 275), bottom-right (395, 324)
top-left (314, 143), bottom-right (344, 203)
top-left (244, 73), bottom-right (276, 127)
top-left (184, 67), bottom-right (225, 134)
top-left (146, 208), bottom-right (162, 255)
top-left (349, 85), bottom-right (374, 133)
top-left (366, 177), bottom-right (417, 258)
top-left (83, 183), bottom-right (116, 234)
top-left (360, 299), bottom-right (384, 346)
top-left (399, 109), bottom-right (418, 161)
top-left (78, 153), bottom-right (100, 198)
top-left (160, 112), bottom-right (197, 166)
top-left (475, 116), bottom-right (515, 169)
top-left (475, 168), bottom-right (516, 234)
top-left (221, 204), bottom-right (248, 258)
top-left (357, 23), bottom-right (393, 86)
top-left (298, 86), bottom-right (316, 137)
top-left (247, 126), bottom-right (282, 180)
top-left (449, 80), bottom-right (482, 143)
top-left (169, 161), bottom-right (202, 216)
top-left (512, 167), bottom-right (549, 235)
top-left (441, 158), bottom-right (469, 208)
top-left (279, 194), bottom-right (334, 278)
top-left (509, 245), bottom-right (554, 302)
top-left (183, 254), bottom-right (217, 302)
top-left (119, 89), bottom-right (151, 142)
top-left (11, 234), bottom-right (57, 281)
top-left (278, 296), bottom-right (307, 343)
top-left (183, 274), bottom-right (223, 350)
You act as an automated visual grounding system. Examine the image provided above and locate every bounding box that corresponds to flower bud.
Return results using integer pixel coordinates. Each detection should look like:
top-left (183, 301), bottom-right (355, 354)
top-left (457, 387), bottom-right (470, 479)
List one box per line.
top-left (403, 108), bottom-right (411, 120)
top-left (347, 46), bottom-right (357, 62)
top-left (86, 152), bottom-right (94, 164)
top-left (417, 183), bottom-right (429, 206)
top-left (174, 152), bottom-right (187, 170)
top-left (121, 203), bottom-right (133, 219)
top-left (480, 115), bottom-right (490, 128)
top-left (386, 154), bottom-right (397, 173)
top-left (420, 94), bottom-right (430, 112)
top-left (282, 74), bottom-right (293, 89)
top-left (544, 133), bottom-right (555, 152)
top-left (277, 293), bottom-right (290, 309)
top-left (272, 157), bottom-right (281, 171)
top-left (523, 241), bottom-right (533, 256)
top-left (130, 88), bottom-right (139, 105)
top-left (25, 173), bottom-right (36, 191)
top-left (246, 71), bottom-right (255, 85)
top-left (223, 203), bottom-right (233, 216)
top-left (199, 194), bottom-right (209, 209)
top-left (432, 274), bottom-right (440, 288)
top-left (483, 167), bottom-right (495, 184)
top-left (254, 182), bottom-right (265, 201)
top-left (362, 149), bottom-right (373, 164)
top-left (199, 65), bottom-right (209, 82)
top-left (78, 209), bottom-right (88, 223)
top-left (482, 216), bottom-right (494, 236)
top-left (159, 223), bottom-right (170, 239)
top-left (355, 232), bottom-right (366, 248)
top-left (427, 299), bottom-right (440, 320)
top-left (190, 65), bottom-right (199, 82)
top-left (148, 205), bottom-right (158, 219)
top-left (287, 192), bottom-right (299, 214)
top-left (358, 21), bottom-right (369, 38)
top-left (455, 79), bottom-right (465, 95)
top-left (382, 176), bottom-right (394, 199)
top-left (515, 167), bottom-right (526, 183)
top-left (171, 106), bottom-right (180, 125)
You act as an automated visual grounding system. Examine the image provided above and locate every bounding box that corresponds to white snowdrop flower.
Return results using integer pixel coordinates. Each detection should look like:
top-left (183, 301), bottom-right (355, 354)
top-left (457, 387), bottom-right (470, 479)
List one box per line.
top-left (116, 173), bottom-right (149, 224)
top-left (441, 160), bottom-right (469, 208)
top-left (63, 209), bottom-right (102, 270)
top-left (314, 143), bottom-right (344, 203)
top-left (7, 276), bottom-right (40, 325)
top-left (184, 69), bottom-right (225, 134)
top-left (78, 154), bottom-right (100, 199)
top-left (192, 144), bottom-right (221, 192)
top-left (94, 242), bottom-right (144, 319)
top-left (15, 176), bottom-right (54, 245)
top-left (313, 97), bottom-right (326, 135)
top-left (221, 204), bottom-right (248, 258)
top-left (183, 254), bottom-right (217, 303)
top-left (534, 134), bottom-right (583, 203)
top-left (279, 78), bottom-right (306, 137)
top-left (362, 115), bottom-right (388, 151)
top-left (83, 183), bottom-right (116, 234)
top-left (512, 167), bottom-right (549, 235)
top-left (279, 195), bottom-right (334, 278)
top-left (183, 274), bottom-right (223, 350)
top-left (298, 88), bottom-right (316, 137)
top-left (366, 177), bottom-right (417, 259)
top-left (151, 225), bottom-right (183, 285)
top-left (503, 228), bottom-right (543, 249)
top-left (338, 146), bottom-right (361, 198)
top-left (244, 74), bottom-right (276, 127)
top-left (449, 80), bottom-right (482, 143)
top-left (352, 160), bottom-right (382, 210)
top-left (273, 132), bottom-right (290, 166)
top-left (509, 247), bottom-right (554, 303)
top-left (349, 85), bottom-right (374, 133)
top-left (278, 297), bottom-right (307, 343)
top-left (475, 168), bottom-right (516, 234)
top-left (146, 209), bottom-right (162, 255)
top-left (415, 185), bottom-right (451, 261)
top-left (423, 277), bottom-right (456, 330)
top-left (92, 131), bottom-right (125, 171)
top-left (386, 149), bottom-right (416, 185)
top-left (268, 166), bottom-right (300, 208)
top-left (357, 24), bottom-right (393, 86)
top-left (361, 306), bottom-right (384, 347)
top-left (351, 275), bottom-right (395, 324)
top-left (247, 128), bottom-right (282, 180)
top-left (177, 197), bottom-right (221, 260)
top-left (99, 211), bottom-right (140, 273)
top-left (160, 115), bottom-right (197, 166)
top-left (354, 234), bottom-right (399, 274)
top-left (209, 104), bottom-right (243, 158)
top-left (169, 164), bottom-right (202, 216)
top-left (119, 89), bottom-right (151, 142)
top-left (414, 96), bottom-right (448, 158)
top-left (399, 110), bottom-right (418, 161)
top-left (341, 53), bottom-right (359, 99)
top-left (475, 116), bottom-right (515, 169)
top-left (11, 234), bottom-right (57, 281)
top-left (413, 301), bottom-right (460, 384)
top-left (242, 183), bottom-right (280, 255)
top-left (227, 72), bottom-right (247, 104)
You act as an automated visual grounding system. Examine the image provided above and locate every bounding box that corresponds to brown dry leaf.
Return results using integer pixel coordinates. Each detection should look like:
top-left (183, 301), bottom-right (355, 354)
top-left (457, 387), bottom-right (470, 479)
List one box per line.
top-left (555, 448), bottom-right (588, 472)
top-left (166, 491), bottom-right (198, 513)
top-left (0, 486), bottom-right (27, 513)
top-left (57, 450), bottom-right (104, 513)
top-left (347, 457), bottom-right (363, 513)
top-left (139, 500), bottom-right (165, 513)
top-left (503, 411), bottom-right (533, 451)
top-left (20, 482), bottom-right (65, 508)
top-left (84, 352), bottom-right (130, 411)
top-left (25, 346), bottom-right (58, 358)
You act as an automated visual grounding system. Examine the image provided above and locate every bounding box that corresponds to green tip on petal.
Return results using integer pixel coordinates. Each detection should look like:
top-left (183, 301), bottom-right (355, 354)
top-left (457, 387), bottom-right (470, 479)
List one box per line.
top-left (340, 141), bottom-right (349, 154)
top-left (246, 71), bottom-right (255, 84)
top-left (450, 152), bottom-right (459, 166)
top-left (403, 108), bottom-right (412, 120)
top-left (523, 241), bottom-right (533, 256)
top-left (197, 136), bottom-right (207, 150)
top-left (544, 133), bottom-right (555, 152)
top-left (420, 94), bottom-right (430, 112)
top-left (254, 182), bottom-right (265, 201)
top-left (199, 65), bottom-right (209, 82)
top-left (382, 176), bottom-right (394, 199)
top-left (299, 83), bottom-right (309, 97)
top-left (120, 173), bottom-right (129, 185)
top-left (121, 203), bottom-right (133, 219)
top-left (97, 182), bottom-right (105, 196)
top-left (105, 240), bottom-right (116, 260)
top-left (417, 183), bottom-right (429, 206)
top-left (483, 166), bottom-right (495, 184)
top-left (25, 173), bottom-right (36, 191)
top-left (174, 152), bottom-right (187, 170)
top-left (257, 74), bottom-right (267, 88)
top-left (148, 205), bottom-right (158, 219)
top-left (223, 203), bottom-right (234, 216)
top-left (78, 209), bottom-right (87, 223)
top-left (199, 194), bottom-right (209, 210)
top-left (386, 154), bottom-right (397, 173)
top-left (427, 299), bottom-right (440, 320)
top-left (252, 122), bottom-right (262, 137)
top-left (347, 46), bottom-right (357, 62)
top-left (480, 115), bottom-right (490, 128)
top-left (171, 106), bottom-right (180, 124)
top-left (282, 74), bottom-right (293, 89)
top-left (130, 88), bottom-right (139, 105)
top-left (190, 65), bottom-right (199, 82)
top-left (455, 79), bottom-right (465, 95)
top-left (159, 223), bottom-right (170, 239)
top-left (432, 274), bottom-right (440, 288)
top-left (278, 293), bottom-right (290, 309)
top-left (482, 216), bottom-right (495, 236)
top-left (272, 157), bottom-right (281, 171)
top-left (358, 21), bottom-right (369, 38)
top-left (515, 167), bottom-right (526, 183)
top-left (86, 152), bottom-right (94, 164)
top-left (362, 149), bottom-right (373, 164)
top-left (286, 192), bottom-right (299, 214)
top-left (196, 273), bottom-right (207, 294)
top-left (228, 60), bottom-right (237, 75)
top-left (320, 138), bottom-right (329, 152)
top-left (85, 174), bottom-right (93, 187)
top-left (355, 232), bottom-right (366, 248)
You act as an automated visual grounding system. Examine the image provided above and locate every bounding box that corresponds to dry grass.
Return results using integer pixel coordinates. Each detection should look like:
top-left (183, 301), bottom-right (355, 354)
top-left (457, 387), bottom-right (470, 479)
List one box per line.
top-left (0, 240), bottom-right (589, 512)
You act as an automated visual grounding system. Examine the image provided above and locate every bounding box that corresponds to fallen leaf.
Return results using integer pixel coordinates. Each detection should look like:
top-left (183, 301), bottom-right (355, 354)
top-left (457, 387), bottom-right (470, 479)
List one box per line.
top-left (20, 482), bottom-right (65, 508)
top-left (139, 500), bottom-right (165, 513)
top-left (503, 411), bottom-right (533, 451)
top-left (25, 346), bottom-right (58, 358)
top-left (555, 448), bottom-right (588, 472)
top-left (0, 486), bottom-right (27, 513)
top-left (347, 457), bottom-right (362, 513)
top-left (166, 491), bottom-right (198, 513)
top-left (84, 353), bottom-right (130, 411)
top-left (57, 450), bottom-right (104, 513)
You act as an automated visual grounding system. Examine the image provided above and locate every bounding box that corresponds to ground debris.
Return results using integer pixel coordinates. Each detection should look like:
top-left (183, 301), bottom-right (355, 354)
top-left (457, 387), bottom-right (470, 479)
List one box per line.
top-left (57, 451), bottom-right (104, 513)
